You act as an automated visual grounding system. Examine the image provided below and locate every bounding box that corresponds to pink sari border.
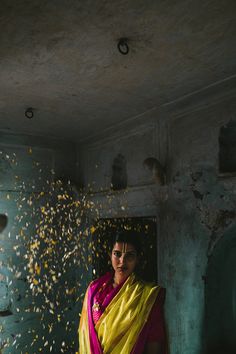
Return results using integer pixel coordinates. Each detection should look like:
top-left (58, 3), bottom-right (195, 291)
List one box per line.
top-left (87, 272), bottom-right (123, 354)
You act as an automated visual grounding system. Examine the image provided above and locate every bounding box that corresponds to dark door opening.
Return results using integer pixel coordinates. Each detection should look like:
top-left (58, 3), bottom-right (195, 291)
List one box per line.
top-left (205, 230), bottom-right (236, 354)
top-left (91, 216), bottom-right (158, 283)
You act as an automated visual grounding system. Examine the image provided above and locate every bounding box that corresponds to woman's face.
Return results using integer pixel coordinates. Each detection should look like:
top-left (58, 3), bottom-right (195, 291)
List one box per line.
top-left (111, 242), bottom-right (138, 282)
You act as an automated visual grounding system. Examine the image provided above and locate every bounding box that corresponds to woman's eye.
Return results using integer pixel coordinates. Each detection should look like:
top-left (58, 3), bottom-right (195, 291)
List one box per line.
top-left (126, 253), bottom-right (136, 260)
top-left (113, 251), bottom-right (121, 258)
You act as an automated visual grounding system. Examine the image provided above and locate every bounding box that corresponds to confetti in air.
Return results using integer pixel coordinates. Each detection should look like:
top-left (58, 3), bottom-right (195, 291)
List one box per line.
top-left (0, 149), bottom-right (101, 353)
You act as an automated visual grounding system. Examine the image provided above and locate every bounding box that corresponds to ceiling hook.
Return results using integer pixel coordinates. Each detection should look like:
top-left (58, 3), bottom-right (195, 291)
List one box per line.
top-left (25, 107), bottom-right (34, 119)
top-left (117, 38), bottom-right (129, 55)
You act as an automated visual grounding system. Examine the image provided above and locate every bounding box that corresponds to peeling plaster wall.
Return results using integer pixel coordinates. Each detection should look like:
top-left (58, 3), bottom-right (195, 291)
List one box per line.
top-left (160, 92), bottom-right (236, 354)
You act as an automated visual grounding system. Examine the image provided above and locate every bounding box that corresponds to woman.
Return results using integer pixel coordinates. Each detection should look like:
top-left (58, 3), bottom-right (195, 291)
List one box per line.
top-left (78, 230), bottom-right (167, 354)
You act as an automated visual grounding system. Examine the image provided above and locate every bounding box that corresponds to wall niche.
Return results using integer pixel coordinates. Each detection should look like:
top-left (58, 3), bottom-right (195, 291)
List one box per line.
top-left (219, 120), bottom-right (236, 174)
top-left (111, 154), bottom-right (127, 190)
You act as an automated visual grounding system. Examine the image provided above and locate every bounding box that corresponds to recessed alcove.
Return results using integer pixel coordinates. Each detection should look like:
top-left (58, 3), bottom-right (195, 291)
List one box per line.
top-left (219, 120), bottom-right (236, 175)
top-left (111, 154), bottom-right (127, 190)
top-left (205, 227), bottom-right (236, 354)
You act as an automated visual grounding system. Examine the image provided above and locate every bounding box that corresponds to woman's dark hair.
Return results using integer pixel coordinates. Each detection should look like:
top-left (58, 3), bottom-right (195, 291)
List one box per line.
top-left (112, 229), bottom-right (142, 255)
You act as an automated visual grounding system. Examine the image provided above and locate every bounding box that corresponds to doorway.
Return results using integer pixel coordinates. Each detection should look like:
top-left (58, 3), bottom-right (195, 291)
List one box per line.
top-left (205, 227), bottom-right (236, 354)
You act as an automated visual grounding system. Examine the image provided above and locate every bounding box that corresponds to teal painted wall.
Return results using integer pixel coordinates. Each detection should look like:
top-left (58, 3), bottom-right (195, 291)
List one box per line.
top-left (159, 95), bottom-right (236, 354)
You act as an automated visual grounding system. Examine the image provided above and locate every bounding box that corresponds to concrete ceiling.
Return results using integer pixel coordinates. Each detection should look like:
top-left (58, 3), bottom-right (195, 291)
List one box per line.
top-left (0, 0), bottom-right (235, 142)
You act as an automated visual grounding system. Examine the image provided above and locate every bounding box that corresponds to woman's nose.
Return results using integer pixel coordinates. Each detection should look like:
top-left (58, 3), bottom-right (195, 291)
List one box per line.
top-left (119, 254), bottom-right (126, 264)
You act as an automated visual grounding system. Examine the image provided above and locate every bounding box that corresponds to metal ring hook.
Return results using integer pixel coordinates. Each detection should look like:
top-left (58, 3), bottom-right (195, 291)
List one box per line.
top-left (25, 108), bottom-right (34, 119)
top-left (117, 38), bottom-right (129, 55)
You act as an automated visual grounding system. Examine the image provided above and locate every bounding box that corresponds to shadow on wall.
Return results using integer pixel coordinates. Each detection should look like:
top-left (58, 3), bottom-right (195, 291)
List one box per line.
top-left (205, 224), bottom-right (236, 354)
top-left (0, 214), bottom-right (10, 322)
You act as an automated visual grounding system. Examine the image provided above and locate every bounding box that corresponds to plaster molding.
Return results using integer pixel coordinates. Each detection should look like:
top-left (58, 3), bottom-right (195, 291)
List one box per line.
top-left (78, 106), bottom-right (160, 145)
top-left (78, 75), bottom-right (236, 144)
top-left (163, 74), bottom-right (236, 121)
top-left (80, 115), bottom-right (158, 149)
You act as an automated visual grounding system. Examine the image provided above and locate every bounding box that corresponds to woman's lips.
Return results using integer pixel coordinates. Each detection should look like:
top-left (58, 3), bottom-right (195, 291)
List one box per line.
top-left (117, 266), bottom-right (128, 272)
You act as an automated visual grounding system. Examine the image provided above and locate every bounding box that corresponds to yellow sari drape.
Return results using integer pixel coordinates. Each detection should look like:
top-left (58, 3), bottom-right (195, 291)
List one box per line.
top-left (79, 274), bottom-right (160, 354)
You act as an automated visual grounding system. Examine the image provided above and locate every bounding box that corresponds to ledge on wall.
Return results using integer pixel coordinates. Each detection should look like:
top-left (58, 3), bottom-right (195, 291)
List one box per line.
top-left (83, 183), bottom-right (168, 219)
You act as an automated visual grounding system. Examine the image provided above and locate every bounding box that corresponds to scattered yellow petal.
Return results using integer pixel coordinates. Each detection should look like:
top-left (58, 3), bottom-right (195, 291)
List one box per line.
top-left (90, 226), bottom-right (96, 234)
